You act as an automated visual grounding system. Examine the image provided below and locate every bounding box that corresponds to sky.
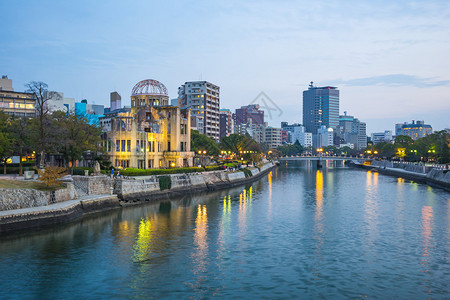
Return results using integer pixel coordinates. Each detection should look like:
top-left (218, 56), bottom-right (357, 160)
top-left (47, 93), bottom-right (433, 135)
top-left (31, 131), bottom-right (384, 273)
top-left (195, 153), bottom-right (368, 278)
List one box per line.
top-left (1, 0), bottom-right (449, 134)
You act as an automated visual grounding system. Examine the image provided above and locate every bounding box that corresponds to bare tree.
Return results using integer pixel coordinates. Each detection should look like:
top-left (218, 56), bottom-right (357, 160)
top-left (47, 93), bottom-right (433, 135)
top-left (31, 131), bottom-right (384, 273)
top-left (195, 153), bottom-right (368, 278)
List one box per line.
top-left (25, 81), bottom-right (49, 167)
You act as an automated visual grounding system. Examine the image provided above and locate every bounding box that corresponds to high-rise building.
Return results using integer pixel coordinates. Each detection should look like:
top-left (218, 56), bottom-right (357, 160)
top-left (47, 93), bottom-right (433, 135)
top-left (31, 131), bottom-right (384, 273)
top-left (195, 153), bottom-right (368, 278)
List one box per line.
top-left (178, 81), bottom-right (220, 141)
top-left (303, 82), bottom-right (339, 134)
top-left (0, 75), bottom-right (36, 118)
top-left (398, 120), bottom-right (433, 140)
top-left (219, 109), bottom-right (234, 139)
top-left (335, 112), bottom-right (367, 150)
top-left (234, 104), bottom-right (264, 126)
top-left (110, 92), bottom-right (122, 111)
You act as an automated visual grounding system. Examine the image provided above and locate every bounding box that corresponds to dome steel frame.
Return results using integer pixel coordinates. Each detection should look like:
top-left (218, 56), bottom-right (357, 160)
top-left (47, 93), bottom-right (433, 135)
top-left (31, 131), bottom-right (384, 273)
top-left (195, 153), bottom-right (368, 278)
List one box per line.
top-left (131, 79), bottom-right (168, 97)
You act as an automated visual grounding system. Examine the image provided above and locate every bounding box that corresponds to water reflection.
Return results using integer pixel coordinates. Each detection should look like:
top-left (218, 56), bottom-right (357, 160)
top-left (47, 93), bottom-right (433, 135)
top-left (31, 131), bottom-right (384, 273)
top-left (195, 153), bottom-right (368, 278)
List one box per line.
top-left (315, 170), bottom-right (324, 235)
top-left (193, 205), bottom-right (208, 274)
top-left (268, 171), bottom-right (273, 218)
top-left (420, 206), bottom-right (433, 273)
top-left (133, 218), bottom-right (153, 263)
top-left (364, 171), bottom-right (380, 249)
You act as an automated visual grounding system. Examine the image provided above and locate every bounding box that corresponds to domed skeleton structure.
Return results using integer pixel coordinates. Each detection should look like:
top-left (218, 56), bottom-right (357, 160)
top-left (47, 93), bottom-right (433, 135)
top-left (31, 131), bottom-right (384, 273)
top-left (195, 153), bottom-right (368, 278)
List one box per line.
top-left (131, 79), bottom-right (169, 114)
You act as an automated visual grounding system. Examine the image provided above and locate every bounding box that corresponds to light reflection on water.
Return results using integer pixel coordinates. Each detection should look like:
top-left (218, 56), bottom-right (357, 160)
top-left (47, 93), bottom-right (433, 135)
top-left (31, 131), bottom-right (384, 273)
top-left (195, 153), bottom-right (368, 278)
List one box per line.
top-left (0, 164), bottom-right (448, 299)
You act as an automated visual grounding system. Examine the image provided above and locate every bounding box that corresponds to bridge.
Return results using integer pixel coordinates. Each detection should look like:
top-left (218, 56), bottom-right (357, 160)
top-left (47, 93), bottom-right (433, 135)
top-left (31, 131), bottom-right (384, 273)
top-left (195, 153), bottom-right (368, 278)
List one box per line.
top-left (279, 156), bottom-right (356, 161)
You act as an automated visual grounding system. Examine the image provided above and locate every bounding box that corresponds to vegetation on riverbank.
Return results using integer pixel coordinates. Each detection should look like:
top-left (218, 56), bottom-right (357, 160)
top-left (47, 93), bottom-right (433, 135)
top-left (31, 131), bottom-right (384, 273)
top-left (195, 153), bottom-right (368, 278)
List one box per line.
top-left (0, 179), bottom-right (63, 191)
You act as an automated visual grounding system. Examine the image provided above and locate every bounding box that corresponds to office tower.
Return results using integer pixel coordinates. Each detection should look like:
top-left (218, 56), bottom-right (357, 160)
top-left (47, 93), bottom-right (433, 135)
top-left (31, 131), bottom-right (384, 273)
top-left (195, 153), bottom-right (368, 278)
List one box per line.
top-left (178, 81), bottom-right (220, 141)
top-left (219, 109), bottom-right (234, 139)
top-left (303, 81), bottom-right (339, 134)
top-left (336, 112), bottom-right (367, 150)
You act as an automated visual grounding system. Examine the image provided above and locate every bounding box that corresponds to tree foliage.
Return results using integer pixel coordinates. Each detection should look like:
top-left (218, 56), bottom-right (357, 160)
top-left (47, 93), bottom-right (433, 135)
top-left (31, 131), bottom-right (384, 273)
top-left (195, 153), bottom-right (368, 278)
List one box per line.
top-left (191, 129), bottom-right (220, 156)
top-left (277, 141), bottom-right (304, 156)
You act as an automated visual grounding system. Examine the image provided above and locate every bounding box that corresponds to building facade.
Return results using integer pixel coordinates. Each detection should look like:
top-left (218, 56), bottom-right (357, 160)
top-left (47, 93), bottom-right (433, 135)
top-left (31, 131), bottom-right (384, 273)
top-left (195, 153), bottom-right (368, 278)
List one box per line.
top-left (44, 91), bottom-right (75, 114)
top-left (178, 81), bottom-right (220, 141)
top-left (335, 112), bottom-right (367, 150)
top-left (371, 130), bottom-right (393, 144)
top-left (0, 76), bottom-right (35, 118)
top-left (219, 109), bottom-right (234, 139)
top-left (303, 82), bottom-right (339, 134)
top-left (100, 79), bottom-right (194, 169)
top-left (398, 120), bottom-right (433, 140)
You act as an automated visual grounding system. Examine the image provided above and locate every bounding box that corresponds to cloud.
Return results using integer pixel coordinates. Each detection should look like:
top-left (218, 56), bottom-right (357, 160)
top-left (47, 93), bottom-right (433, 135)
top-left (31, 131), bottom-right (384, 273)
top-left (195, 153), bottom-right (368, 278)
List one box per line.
top-left (330, 74), bottom-right (450, 88)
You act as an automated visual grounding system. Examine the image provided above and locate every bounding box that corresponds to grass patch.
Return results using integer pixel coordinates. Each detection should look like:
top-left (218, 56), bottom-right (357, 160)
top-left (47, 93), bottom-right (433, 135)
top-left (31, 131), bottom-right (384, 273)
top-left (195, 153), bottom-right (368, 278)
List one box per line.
top-left (0, 179), bottom-right (63, 191)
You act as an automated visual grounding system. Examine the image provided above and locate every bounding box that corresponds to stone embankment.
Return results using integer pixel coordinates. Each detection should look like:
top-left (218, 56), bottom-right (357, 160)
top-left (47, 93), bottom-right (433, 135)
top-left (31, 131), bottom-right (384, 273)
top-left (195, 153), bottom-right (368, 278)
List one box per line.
top-left (116, 162), bottom-right (276, 204)
top-left (0, 162), bottom-right (276, 233)
top-left (352, 160), bottom-right (450, 191)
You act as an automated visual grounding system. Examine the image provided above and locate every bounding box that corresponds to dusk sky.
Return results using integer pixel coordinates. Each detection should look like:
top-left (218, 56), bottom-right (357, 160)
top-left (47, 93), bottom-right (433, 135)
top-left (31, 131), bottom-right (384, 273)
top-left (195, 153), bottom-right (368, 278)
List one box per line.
top-left (1, 0), bottom-right (449, 134)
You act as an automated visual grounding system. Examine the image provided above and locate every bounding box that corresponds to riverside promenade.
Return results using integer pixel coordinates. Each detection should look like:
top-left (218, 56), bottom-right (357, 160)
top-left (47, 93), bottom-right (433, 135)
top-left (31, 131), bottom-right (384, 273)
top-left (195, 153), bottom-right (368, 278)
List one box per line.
top-left (351, 159), bottom-right (450, 191)
top-left (0, 162), bottom-right (276, 233)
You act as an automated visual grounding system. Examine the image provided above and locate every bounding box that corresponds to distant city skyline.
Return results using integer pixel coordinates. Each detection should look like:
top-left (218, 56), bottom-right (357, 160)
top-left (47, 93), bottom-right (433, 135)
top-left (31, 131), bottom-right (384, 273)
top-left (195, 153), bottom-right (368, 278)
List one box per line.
top-left (1, 0), bottom-right (449, 134)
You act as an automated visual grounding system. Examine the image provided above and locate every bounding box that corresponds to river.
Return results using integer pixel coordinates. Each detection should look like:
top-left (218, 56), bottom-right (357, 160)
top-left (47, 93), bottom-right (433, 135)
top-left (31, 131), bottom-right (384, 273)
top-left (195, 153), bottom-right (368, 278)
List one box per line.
top-left (0, 162), bottom-right (448, 299)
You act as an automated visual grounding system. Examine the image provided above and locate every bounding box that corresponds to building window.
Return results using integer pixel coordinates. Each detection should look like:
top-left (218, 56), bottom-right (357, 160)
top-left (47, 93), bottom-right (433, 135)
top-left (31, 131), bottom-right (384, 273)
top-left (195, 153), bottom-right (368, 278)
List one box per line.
top-left (136, 140), bottom-right (140, 152)
top-left (121, 140), bottom-right (126, 152)
top-left (168, 142), bottom-right (171, 151)
top-left (116, 140), bottom-right (120, 152)
top-left (127, 140), bottom-right (131, 152)
top-left (180, 142), bottom-right (184, 151)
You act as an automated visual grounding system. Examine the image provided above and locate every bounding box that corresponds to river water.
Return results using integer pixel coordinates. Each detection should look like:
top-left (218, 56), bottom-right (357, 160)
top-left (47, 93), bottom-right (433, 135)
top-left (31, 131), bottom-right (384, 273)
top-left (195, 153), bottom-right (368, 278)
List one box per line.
top-left (0, 162), bottom-right (448, 299)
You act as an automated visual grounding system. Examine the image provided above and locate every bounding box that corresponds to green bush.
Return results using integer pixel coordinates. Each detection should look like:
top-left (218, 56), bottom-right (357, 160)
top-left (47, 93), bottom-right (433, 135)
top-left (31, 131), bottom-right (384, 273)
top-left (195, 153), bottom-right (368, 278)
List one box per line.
top-left (158, 176), bottom-right (172, 190)
top-left (72, 167), bottom-right (94, 175)
top-left (240, 168), bottom-right (253, 178)
top-left (121, 167), bottom-right (205, 176)
top-left (205, 165), bottom-right (223, 171)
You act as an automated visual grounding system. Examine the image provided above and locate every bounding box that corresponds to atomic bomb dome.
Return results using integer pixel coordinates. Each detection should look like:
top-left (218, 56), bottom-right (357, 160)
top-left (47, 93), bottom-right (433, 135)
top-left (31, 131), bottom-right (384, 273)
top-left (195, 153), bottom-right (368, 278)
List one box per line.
top-left (131, 79), bottom-right (169, 113)
top-left (131, 79), bottom-right (168, 96)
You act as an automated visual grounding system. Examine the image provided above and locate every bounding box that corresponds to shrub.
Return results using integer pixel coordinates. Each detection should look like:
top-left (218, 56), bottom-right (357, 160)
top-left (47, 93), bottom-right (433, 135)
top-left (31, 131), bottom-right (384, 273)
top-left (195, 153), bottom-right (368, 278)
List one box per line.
top-left (240, 168), bottom-right (253, 178)
top-left (121, 167), bottom-right (205, 176)
top-left (72, 167), bottom-right (94, 175)
top-left (37, 166), bottom-right (67, 187)
top-left (158, 176), bottom-right (172, 190)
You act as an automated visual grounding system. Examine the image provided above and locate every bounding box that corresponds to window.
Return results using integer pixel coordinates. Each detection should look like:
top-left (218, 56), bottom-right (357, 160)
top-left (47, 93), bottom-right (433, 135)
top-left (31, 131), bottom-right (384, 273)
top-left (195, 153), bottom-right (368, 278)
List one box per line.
top-left (136, 140), bottom-right (140, 152)
top-left (168, 142), bottom-right (171, 151)
top-left (180, 142), bottom-right (184, 151)
top-left (116, 140), bottom-right (120, 152)
top-left (127, 140), bottom-right (131, 152)
top-left (121, 140), bottom-right (126, 152)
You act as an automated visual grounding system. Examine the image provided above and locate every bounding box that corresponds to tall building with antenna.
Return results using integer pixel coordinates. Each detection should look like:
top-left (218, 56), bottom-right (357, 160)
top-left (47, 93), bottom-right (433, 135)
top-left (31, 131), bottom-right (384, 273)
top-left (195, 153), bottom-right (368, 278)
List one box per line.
top-left (302, 81), bottom-right (339, 134)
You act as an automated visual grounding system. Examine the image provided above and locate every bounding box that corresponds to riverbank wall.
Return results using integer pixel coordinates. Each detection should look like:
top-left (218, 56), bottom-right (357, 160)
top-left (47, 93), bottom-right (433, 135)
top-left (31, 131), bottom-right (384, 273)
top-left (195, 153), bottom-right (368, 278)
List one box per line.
top-left (0, 195), bottom-right (120, 233)
top-left (116, 162), bottom-right (276, 205)
top-left (352, 160), bottom-right (450, 191)
top-left (0, 162), bottom-right (276, 233)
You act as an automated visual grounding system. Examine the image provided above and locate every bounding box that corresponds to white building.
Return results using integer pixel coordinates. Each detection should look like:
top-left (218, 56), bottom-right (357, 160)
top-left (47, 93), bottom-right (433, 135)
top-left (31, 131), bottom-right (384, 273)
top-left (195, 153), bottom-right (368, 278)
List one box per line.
top-left (315, 126), bottom-right (334, 148)
top-left (371, 130), bottom-right (393, 144)
top-left (178, 81), bottom-right (220, 141)
top-left (44, 91), bottom-right (75, 114)
top-left (292, 126), bottom-right (313, 147)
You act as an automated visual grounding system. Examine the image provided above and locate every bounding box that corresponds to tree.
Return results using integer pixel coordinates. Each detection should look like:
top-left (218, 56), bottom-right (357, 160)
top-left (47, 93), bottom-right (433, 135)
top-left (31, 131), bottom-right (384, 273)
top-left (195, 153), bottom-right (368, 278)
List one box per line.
top-left (8, 116), bottom-right (33, 175)
top-left (394, 135), bottom-right (413, 147)
top-left (277, 141), bottom-right (304, 156)
top-left (52, 111), bottom-right (102, 173)
top-left (191, 129), bottom-right (220, 156)
top-left (220, 134), bottom-right (261, 159)
top-left (0, 132), bottom-right (13, 175)
top-left (25, 81), bottom-right (50, 167)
